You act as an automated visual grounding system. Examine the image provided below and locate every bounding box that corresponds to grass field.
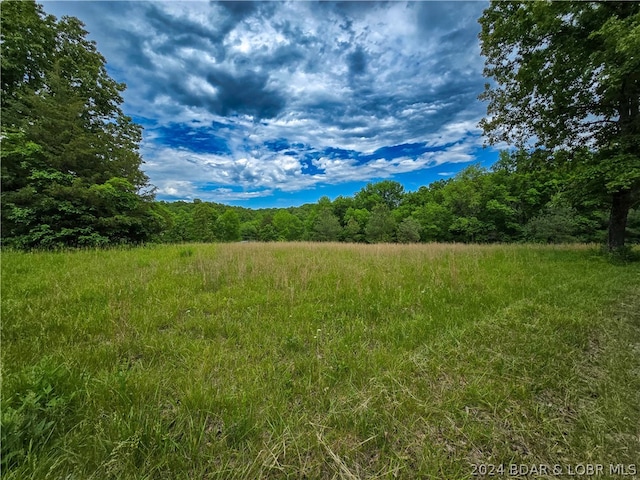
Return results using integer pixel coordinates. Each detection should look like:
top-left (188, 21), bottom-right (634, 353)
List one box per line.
top-left (1, 243), bottom-right (639, 479)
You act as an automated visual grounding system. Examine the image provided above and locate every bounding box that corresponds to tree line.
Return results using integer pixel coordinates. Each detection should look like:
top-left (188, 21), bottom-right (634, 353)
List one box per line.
top-left (155, 159), bottom-right (640, 245)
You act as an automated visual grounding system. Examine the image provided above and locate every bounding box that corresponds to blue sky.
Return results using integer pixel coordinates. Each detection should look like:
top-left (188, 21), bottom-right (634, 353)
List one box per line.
top-left (41, 1), bottom-right (500, 208)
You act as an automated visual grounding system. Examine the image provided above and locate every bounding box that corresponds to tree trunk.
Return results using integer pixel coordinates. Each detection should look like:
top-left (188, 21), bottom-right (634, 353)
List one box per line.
top-left (608, 190), bottom-right (632, 251)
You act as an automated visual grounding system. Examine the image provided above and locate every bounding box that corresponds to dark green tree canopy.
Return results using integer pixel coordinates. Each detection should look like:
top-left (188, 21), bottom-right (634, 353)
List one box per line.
top-left (479, 2), bottom-right (639, 150)
top-left (1, 1), bottom-right (162, 248)
top-left (313, 208), bottom-right (342, 242)
top-left (1, 1), bottom-right (55, 98)
top-left (355, 180), bottom-right (405, 211)
top-left (479, 1), bottom-right (640, 250)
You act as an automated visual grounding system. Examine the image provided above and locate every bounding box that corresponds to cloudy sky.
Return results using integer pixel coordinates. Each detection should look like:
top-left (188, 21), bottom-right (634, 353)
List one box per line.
top-left (42, 1), bottom-right (498, 208)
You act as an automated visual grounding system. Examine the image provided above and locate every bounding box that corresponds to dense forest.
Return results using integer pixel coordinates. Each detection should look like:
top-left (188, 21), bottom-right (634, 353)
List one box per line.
top-left (155, 159), bottom-right (640, 245)
top-left (1, 1), bottom-right (638, 250)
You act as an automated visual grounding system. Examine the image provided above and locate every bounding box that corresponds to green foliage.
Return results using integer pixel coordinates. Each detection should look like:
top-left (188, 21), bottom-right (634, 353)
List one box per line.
top-left (342, 216), bottom-right (364, 243)
top-left (150, 162), bottom-right (634, 247)
top-left (312, 208), bottom-right (342, 242)
top-left (331, 195), bottom-right (355, 224)
top-left (0, 1), bottom-right (55, 98)
top-left (355, 180), bottom-right (405, 210)
top-left (448, 216), bottom-right (486, 243)
top-left (217, 209), bottom-right (241, 242)
top-left (272, 210), bottom-right (304, 241)
top-left (479, 2), bottom-right (638, 150)
top-left (258, 222), bottom-right (278, 242)
top-left (627, 208), bottom-right (640, 243)
top-left (396, 217), bottom-right (421, 243)
top-left (1, 0), bottom-right (159, 249)
top-left (365, 204), bottom-right (396, 243)
top-left (240, 221), bottom-right (259, 241)
top-left (524, 198), bottom-right (581, 244)
top-left (1, 358), bottom-right (76, 471)
top-left (479, 1), bottom-right (640, 249)
top-left (191, 202), bottom-right (217, 242)
top-left (412, 202), bottom-right (452, 242)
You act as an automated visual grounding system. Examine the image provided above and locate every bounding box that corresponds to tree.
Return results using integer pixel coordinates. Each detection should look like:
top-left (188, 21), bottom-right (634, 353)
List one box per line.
top-left (448, 216), bottom-right (486, 243)
top-left (342, 217), bottom-right (363, 243)
top-left (258, 223), bottom-right (278, 242)
top-left (413, 202), bottom-right (453, 242)
top-left (240, 221), bottom-right (259, 241)
top-left (479, 2), bottom-right (640, 251)
top-left (355, 180), bottom-right (405, 211)
top-left (331, 195), bottom-right (355, 226)
top-left (524, 198), bottom-right (581, 244)
top-left (0, 1), bottom-right (55, 100)
top-left (272, 210), bottom-right (304, 241)
top-left (312, 208), bottom-right (342, 242)
top-left (1, 1), bottom-right (160, 248)
top-left (397, 217), bottom-right (421, 243)
top-left (342, 207), bottom-right (370, 242)
top-left (164, 209), bottom-right (194, 243)
top-left (365, 204), bottom-right (396, 243)
top-left (217, 209), bottom-right (241, 242)
top-left (191, 202), bottom-right (217, 242)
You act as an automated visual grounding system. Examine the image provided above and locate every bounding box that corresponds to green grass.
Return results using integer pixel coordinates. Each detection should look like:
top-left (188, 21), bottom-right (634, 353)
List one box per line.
top-left (2, 243), bottom-right (639, 479)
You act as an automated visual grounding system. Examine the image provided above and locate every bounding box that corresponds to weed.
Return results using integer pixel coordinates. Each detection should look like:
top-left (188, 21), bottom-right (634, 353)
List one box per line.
top-left (1, 358), bottom-right (76, 470)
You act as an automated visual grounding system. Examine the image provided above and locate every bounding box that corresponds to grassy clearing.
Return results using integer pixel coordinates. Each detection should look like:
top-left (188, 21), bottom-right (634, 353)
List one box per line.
top-left (1, 243), bottom-right (639, 479)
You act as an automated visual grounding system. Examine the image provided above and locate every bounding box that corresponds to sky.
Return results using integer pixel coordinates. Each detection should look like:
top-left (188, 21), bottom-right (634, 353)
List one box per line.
top-left (41, 1), bottom-right (500, 208)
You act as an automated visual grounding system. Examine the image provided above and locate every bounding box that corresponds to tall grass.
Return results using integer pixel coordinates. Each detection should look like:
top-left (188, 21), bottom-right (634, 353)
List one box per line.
top-left (2, 243), bottom-right (639, 478)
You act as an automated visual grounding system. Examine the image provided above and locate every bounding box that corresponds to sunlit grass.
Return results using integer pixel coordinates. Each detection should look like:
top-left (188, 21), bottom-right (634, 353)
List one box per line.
top-left (2, 243), bottom-right (639, 479)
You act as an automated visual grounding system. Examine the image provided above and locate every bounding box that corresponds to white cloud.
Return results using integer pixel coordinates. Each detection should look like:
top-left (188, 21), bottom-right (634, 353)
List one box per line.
top-left (41, 0), bottom-right (492, 205)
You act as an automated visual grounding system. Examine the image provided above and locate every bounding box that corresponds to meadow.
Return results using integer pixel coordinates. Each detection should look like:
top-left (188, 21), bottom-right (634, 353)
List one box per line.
top-left (1, 243), bottom-right (639, 479)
